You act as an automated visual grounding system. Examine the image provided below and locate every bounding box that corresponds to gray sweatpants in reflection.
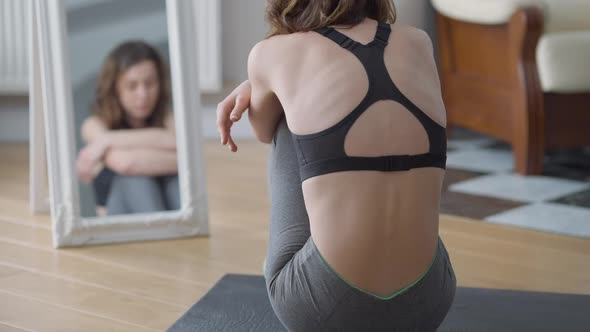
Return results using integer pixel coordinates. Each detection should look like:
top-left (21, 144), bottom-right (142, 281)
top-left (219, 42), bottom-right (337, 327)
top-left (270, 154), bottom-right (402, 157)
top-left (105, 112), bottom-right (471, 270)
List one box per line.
top-left (264, 118), bottom-right (456, 332)
top-left (106, 175), bottom-right (180, 215)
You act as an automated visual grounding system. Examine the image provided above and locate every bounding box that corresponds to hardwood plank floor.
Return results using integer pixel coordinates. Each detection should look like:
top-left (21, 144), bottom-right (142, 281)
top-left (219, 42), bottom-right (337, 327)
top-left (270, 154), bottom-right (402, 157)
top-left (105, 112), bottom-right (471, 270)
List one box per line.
top-left (0, 141), bottom-right (589, 331)
top-left (0, 323), bottom-right (33, 332)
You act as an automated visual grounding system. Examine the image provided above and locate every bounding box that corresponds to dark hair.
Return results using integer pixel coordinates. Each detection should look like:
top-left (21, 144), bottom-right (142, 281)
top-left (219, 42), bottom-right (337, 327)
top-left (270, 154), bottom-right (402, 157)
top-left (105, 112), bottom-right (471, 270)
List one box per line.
top-left (93, 40), bottom-right (170, 129)
top-left (266, 0), bottom-right (396, 37)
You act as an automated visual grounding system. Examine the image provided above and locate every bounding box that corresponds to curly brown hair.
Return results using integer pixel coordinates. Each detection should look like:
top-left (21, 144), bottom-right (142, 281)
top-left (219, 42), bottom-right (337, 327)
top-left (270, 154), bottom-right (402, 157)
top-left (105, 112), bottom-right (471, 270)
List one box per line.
top-left (93, 40), bottom-right (170, 129)
top-left (266, 0), bottom-right (396, 37)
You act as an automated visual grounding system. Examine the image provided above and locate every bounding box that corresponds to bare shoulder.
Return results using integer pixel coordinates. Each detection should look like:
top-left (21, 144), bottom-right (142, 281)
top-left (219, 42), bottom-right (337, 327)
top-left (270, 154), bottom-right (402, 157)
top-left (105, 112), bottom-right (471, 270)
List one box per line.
top-left (248, 34), bottom-right (300, 82)
top-left (248, 34), bottom-right (297, 64)
top-left (388, 24), bottom-right (438, 72)
top-left (390, 23), bottom-right (434, 53)
top-left (80, 115), bottom-right (108, 143)
top-left (250, 33), bottom-right (299, 52)
top-left (247, 39), bottom-right (273, 83)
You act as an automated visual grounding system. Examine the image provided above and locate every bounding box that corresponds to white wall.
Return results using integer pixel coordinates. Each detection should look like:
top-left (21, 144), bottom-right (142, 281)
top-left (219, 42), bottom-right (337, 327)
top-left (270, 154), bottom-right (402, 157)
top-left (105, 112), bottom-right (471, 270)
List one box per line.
top-left (67, 6), bottom-right (168, 87)
top-left (221, 0), bottom-right (267, 83)
top-left (395, 0), bottom-right (439, 57)
top-left (396, 0), bottom-right (436, 36)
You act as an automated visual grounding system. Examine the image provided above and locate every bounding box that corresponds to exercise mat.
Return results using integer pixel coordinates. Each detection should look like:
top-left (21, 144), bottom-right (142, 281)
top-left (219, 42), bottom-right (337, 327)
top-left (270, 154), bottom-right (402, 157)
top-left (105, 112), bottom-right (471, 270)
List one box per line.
top-left (168, 274), bottom-right (590, 331)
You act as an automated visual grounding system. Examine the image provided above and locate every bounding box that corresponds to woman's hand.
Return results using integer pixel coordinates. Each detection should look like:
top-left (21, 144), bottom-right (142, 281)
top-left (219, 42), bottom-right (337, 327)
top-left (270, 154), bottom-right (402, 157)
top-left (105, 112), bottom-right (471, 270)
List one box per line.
top-left (84, 137), bottom-right (109, 162)
top-left (76, 147), bottom-right (103, 184)
top-left (216, 80), bottom-right (251, 152)
top-left (76, 138), bottom-right (109, 184)
top-left (76, 151), bottom-right (94, 184)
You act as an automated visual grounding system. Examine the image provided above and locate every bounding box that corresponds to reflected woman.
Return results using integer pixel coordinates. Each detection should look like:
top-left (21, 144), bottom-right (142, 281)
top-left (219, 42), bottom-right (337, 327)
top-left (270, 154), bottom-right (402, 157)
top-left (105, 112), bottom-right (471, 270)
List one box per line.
top-left (76, 40), bottom-right (180, 216)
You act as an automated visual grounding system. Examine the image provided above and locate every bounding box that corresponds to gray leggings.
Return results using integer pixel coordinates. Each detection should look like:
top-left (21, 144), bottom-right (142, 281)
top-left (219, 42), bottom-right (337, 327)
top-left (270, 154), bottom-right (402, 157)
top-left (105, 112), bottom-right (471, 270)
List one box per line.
top-left (265, 118), bottom-right (456, 331)
top-left (106, 175), bottom-right (180, 215)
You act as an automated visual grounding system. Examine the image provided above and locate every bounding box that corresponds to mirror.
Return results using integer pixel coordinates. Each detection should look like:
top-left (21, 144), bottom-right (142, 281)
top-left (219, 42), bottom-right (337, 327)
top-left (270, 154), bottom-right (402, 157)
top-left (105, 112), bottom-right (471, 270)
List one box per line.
top-left (31, 0), bottom-right (213, 247)
top-left (65, 1), bottom-right (179, 218)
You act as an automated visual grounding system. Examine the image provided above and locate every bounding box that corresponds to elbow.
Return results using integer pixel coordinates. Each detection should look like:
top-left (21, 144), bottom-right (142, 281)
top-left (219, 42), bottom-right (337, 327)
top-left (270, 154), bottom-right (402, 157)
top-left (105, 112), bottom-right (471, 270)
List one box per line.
top-left (249, 116), bottom-right (275, 144)
top-left (258, 135), bottom-right (273, 144)
top-left (253, 130), bottom-right (273, 144)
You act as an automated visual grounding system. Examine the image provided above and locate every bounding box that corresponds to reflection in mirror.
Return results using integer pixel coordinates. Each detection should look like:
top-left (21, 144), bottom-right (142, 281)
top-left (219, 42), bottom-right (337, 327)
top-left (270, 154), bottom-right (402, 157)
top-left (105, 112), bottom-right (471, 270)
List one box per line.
top-left (66, 0), bottom-right (179, 217)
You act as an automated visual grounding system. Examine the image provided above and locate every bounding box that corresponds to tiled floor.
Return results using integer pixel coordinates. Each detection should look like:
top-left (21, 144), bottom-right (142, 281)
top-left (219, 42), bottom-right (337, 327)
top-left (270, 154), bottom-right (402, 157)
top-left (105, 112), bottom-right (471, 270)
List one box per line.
top-left (449, 174), bottom-right (589, 203)
top-left (446, 149), bottom-right (514, 173)
top-left (486, 203), bottom-right (590, 238)
top-left (442, 128), bottom-right (590, 238)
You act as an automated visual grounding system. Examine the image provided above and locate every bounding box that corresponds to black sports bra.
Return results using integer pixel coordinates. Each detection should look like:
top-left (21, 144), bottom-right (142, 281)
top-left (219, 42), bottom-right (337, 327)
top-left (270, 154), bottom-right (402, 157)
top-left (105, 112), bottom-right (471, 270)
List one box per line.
top-left (291, 22), bottom-right (447, 182)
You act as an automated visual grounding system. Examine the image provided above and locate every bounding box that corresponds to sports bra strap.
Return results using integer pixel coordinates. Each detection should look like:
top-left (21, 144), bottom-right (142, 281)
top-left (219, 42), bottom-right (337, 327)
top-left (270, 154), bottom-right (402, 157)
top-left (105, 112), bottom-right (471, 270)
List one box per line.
top-left (373, 22), bottom-right (391, 48)
top-left (295, 21), bottom-right (446, 182)
top-left (315, 26), bottom-right (360, 50)
top-left (314, 21), bottom-right (391, 50)
top-left (298, 153), bottom-right (447, 182)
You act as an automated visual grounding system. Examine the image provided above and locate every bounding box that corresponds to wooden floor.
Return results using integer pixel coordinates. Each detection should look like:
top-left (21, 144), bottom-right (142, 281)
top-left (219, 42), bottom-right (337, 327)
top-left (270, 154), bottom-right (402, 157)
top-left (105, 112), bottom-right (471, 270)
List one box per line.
top-left (0, 141), bottom-right (589, 332)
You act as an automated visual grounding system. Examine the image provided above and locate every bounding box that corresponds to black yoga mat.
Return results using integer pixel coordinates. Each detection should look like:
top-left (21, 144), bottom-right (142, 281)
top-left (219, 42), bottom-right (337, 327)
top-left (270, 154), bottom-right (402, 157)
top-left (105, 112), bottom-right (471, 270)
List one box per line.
top-left (168, 274), bottom-right (590, 332)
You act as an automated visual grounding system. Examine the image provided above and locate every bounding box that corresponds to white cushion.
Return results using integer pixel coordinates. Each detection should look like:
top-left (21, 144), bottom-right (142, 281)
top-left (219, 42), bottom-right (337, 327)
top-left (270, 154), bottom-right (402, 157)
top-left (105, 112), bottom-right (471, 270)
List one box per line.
top-left (432, 0), bottom-right (590, 33)
top-left (537, 31), bottom-right (590, 93)
top-left (432, 0), bottom-right (542, 25)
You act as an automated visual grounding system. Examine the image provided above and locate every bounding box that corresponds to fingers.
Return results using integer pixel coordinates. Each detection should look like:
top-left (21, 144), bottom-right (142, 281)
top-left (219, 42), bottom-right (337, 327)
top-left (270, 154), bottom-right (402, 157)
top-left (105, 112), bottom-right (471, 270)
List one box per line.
top-left (80, 174), bottom-right (91, 185)
top-left (76, 151), bottom-right (95, 184)
top-left (230, 94), bottom-right (249, 122)
top-left (84, 143), bottom-right (103, 163)
top-left (217, 96), bottom-right (244, 148)
top-left (76, 154), bottom-right (87, 175)
top-left (216, 109), bottom-right (238, 151)
top-left (216, 80), bottom-right (251, 151)
top-left (216, 99), bottom-right (234, 145)
top-left (77, 161), bottom-right (91, 184)
top-left (225, 135), bottom-right (238, 152)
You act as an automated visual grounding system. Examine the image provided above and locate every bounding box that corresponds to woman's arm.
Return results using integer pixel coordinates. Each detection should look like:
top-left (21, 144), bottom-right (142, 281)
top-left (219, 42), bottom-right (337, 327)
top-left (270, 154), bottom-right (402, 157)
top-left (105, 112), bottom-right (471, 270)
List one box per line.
top-left (216, 80), bottom-right (251, 152)
top-left (78, 113), bottom-right (177, 182)
top-left (247, 40), bottom-right (284, 144)
top-left (81, 114), bottom-right (176, 151)
top-left (104, 147), bottom-right (178, 176)
top-left (77, 117), bottom-right (108, 183)
top-left (102, 128), bottom-right (176, 151)
top-left (106, 112), bottom-right (177, 150)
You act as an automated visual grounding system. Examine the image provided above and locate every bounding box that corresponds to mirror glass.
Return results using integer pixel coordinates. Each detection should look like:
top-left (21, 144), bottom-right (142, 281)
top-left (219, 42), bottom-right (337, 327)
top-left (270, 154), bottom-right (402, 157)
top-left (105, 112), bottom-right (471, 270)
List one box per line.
top-left (66, 0), bottom-right (180, 218)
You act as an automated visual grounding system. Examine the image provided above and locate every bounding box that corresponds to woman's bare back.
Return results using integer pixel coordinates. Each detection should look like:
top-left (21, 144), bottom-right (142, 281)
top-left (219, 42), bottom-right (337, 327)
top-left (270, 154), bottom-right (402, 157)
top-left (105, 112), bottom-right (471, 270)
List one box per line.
top-left (263, 19), bottom-right (447, 297)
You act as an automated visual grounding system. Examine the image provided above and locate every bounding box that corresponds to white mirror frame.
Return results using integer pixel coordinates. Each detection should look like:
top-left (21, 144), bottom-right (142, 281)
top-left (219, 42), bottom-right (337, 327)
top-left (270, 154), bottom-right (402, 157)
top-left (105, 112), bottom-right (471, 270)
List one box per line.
top-left (33, 0), bottom-right (209, 248)
top-left (29, 0), bottom-right (50, 214)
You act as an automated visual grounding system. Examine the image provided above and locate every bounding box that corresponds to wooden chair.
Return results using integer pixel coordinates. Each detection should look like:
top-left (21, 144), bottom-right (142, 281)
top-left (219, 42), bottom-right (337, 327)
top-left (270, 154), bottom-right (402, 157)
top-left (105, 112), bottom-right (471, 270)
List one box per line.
top-left (432, 0), bottom-right (590, 174)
